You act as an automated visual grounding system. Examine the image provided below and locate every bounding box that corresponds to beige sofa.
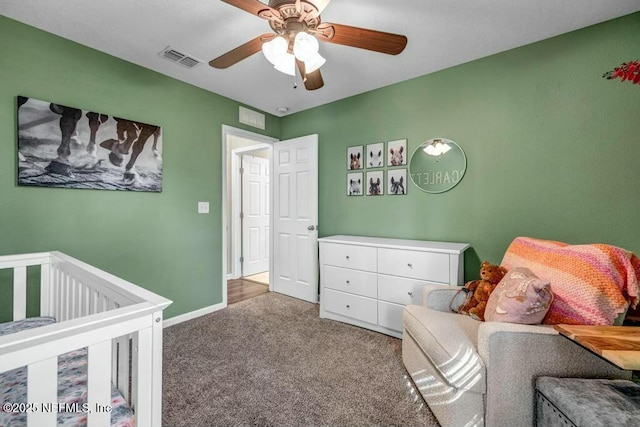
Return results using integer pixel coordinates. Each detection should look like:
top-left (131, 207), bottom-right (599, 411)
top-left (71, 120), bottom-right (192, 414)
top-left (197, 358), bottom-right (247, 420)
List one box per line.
top-left (402, 285), bottom-right (631, 427)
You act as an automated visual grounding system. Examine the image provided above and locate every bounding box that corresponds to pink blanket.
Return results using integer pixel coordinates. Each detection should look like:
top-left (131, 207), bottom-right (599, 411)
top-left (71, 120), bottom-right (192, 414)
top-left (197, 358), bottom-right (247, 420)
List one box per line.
top-left (501, 237), bottom-right (640, 325)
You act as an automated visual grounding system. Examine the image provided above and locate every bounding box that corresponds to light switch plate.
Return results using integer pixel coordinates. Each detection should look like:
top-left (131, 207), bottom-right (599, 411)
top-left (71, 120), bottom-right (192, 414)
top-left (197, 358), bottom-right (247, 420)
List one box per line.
top-left (198, 202), bottom-right (210, 214)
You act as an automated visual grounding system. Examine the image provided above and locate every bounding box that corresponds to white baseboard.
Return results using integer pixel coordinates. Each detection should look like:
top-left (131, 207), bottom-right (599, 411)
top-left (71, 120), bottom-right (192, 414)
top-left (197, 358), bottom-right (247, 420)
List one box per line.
top-left (163, 302), bottom-right (226, 328)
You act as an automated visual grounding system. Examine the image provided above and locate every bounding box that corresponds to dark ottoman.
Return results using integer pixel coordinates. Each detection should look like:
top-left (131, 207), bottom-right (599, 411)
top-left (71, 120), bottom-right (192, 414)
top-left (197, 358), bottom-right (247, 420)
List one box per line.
top-left (536, 376), bottom-right (640, 426)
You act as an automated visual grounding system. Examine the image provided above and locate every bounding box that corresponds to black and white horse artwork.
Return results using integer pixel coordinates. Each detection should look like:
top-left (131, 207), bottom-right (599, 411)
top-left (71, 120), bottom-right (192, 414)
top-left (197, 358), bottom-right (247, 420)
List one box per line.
top-left (17, 96), bottom-right (163, 192)
top-left (99, 117), bottom-right (161, 185)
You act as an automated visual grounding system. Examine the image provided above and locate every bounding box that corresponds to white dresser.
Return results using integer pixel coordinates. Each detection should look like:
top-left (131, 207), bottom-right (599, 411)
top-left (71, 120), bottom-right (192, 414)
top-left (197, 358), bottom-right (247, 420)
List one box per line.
top-left (318, 235), bottom-right (470, 338)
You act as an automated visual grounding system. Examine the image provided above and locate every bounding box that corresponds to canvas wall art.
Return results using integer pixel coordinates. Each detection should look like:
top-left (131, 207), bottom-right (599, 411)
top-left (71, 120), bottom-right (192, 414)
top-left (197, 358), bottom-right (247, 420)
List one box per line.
top-left (387, 168), bottom-right (407, 195)
top-left (17, 96), bottom-right (163, 192)
top-left (366, 142), bottom-right (384, 168)
top-left (387, 139), bottom-right (407, 166)
top-left (366, 171), bottom-right (384, 196)
top-left (347, 145), bottom-right (363, 170)
top-left (347, 172), bottom-right (363, 196)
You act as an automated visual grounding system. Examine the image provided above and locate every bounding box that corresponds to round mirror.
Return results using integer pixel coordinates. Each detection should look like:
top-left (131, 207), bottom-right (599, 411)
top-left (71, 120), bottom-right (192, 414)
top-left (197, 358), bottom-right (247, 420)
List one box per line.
top-left (409, 138), bottom-right (467, 193)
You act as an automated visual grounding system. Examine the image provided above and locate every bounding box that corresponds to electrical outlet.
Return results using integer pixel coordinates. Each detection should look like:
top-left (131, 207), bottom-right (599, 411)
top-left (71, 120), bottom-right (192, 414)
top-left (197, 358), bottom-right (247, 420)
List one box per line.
top-left (198, 202), bottom-right (210, 214)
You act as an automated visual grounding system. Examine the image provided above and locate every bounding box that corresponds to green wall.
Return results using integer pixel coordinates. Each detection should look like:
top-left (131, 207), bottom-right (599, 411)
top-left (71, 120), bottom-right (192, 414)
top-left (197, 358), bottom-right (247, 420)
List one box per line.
top-left (0, 16), bottom-right (279, 321)
top-left (281, 13), bottom-right (640, 280)
top-left (2, 12), bottom-right (639, 321)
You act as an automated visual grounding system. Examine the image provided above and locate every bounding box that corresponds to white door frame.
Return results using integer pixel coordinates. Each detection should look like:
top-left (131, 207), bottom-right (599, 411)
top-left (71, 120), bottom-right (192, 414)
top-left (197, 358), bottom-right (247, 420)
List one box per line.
top-left (230, 144), bottom-right (271, 279)
top-left (222, 125), bottom-right (278, 307)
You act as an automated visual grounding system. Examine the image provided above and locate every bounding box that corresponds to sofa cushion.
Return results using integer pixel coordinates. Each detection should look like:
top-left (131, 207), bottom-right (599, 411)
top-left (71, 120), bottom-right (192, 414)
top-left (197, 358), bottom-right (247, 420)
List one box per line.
top-left (403, 305), bottom-right (486, 394)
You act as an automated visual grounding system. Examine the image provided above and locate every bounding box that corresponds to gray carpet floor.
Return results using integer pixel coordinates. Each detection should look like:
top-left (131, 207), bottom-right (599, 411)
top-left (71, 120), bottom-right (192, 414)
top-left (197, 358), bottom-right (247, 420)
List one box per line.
top-left (162, 292), bottom-right (438, 426)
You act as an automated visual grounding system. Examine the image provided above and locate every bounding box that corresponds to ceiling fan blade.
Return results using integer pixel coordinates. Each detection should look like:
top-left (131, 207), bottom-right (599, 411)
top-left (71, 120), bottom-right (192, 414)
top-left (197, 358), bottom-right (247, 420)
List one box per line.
top-left (221, 0), bottom-right (281, 20)
top-left (209, 34), bottom-right (275, 69)
top-left (296, 60), bottom-right (324, 90)
top-left (316, 23), bottom-right (407, 55)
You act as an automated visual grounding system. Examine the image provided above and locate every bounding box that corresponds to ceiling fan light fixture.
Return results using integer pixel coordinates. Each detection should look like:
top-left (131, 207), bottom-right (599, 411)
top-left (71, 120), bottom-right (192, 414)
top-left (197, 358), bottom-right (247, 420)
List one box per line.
top-left (273, 52), bottom-right (296, 76)
top-left (262, 36), bottom-right (288, 66)
top-left (304, 52), bottom-right (326, 73)
top-left (293, 31), bottom-right (320, 62)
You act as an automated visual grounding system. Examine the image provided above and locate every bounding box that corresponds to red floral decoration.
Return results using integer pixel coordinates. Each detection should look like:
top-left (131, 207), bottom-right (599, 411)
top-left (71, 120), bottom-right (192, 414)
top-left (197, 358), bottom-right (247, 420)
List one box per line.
top-left (602, 60), bottom-right (640, 85)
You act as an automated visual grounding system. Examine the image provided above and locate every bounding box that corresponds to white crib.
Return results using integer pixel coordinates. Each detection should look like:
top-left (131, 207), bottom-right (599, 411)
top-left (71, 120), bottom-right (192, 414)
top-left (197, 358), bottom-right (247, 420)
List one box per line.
top-left (0, 251), bottom-right (172, 426)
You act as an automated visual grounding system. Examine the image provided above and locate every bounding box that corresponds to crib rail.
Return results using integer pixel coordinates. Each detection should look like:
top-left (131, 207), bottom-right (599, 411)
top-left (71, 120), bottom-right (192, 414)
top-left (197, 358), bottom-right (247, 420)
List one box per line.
top-left (0, 251), bottom-right (172, 427)
top-left (0, 252), bottom-right (50, 322)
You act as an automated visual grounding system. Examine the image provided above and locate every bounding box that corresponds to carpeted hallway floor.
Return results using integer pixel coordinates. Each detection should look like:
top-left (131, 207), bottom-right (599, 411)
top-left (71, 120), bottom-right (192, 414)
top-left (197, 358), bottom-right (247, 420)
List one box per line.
top-left (162, 292), bottom-right (438, 426)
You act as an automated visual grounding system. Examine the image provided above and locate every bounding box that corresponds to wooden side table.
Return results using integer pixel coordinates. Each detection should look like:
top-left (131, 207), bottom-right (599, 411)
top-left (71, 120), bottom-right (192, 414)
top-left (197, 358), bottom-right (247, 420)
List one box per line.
top-left (554, 325), bottom-right (640, 370)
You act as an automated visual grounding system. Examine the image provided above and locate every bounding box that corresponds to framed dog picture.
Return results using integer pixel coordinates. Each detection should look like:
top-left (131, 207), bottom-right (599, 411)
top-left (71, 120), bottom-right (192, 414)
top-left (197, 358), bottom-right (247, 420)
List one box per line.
top-left (347, 145), bottom-right (363, 170)
top-left (366, 171), bottom-right (384, 196)
top-left (387, 168), bottom-right (407, 195)
top-left (387, 139), bottom-right (407, 167)
top-left (347, 172), bottom-right (363, 196)
top-left (366, 142), bottom-right (384, 168)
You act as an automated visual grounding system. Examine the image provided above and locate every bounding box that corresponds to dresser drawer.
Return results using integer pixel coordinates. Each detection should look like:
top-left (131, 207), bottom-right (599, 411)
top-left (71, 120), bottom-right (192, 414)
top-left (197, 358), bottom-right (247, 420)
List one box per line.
top-left (378, 300), bottom-right (405, 332)
top-left (322, 243), bottom-right (377, 271)
top-left (323, 266), bottom-right (377, 298)
top-left (378, 248), bottom-right (449, 283)
top-left (323, 289), bottom-right (377, 325)
top-left (378, 274), bottom-right (440, 306)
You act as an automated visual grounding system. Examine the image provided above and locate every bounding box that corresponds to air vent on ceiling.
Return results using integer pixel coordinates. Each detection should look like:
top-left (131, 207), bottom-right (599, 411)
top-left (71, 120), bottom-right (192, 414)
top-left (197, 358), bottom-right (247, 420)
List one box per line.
top-left (159, 47), bottom-right (202, 69)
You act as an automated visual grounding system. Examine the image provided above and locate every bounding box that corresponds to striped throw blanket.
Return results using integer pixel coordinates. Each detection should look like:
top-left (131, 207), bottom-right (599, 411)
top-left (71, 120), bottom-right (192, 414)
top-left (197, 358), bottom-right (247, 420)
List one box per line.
top-left (501, 237), bottom-right (640, 325)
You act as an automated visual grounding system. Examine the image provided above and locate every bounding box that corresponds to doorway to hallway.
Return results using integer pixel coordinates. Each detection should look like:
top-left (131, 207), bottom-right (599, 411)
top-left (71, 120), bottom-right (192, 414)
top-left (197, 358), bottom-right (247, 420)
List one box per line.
top-left (221, 126), bottom-right (319, 307)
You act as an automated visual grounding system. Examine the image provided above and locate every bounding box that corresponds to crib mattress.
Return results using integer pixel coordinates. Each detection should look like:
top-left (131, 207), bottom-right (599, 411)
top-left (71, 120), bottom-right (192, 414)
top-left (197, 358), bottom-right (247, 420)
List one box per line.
top-left (0, 317), bottom-right (135, 427)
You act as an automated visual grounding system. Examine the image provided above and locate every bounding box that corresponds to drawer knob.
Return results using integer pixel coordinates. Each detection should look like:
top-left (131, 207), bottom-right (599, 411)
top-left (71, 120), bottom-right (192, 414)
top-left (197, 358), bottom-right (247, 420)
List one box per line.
top-left (346, 280), bottom-right (350, 284)
top-left (407, 263), bottom-right (413, 268)
top-left (346, 304), bottom-right (350, 309)
top-left (346, 255), bottom-right (350, 260)
top-left (408, 292), bottom-right (413, 296)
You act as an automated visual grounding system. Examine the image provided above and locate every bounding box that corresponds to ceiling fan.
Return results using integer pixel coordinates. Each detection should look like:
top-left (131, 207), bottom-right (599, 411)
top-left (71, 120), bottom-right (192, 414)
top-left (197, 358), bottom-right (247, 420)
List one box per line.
top-left (209, 0), bottom-right (408, 90)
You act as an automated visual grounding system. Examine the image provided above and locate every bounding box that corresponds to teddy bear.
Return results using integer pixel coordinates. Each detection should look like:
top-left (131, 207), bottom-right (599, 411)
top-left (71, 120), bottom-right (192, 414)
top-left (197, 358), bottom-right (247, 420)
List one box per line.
top-left (458, 261), bottom-right (507, 321)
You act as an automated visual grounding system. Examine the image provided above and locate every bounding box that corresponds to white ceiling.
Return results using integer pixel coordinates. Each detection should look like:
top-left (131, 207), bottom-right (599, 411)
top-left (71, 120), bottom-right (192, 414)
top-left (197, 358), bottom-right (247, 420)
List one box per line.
top-left (1, 0), bottom-right (639, 116)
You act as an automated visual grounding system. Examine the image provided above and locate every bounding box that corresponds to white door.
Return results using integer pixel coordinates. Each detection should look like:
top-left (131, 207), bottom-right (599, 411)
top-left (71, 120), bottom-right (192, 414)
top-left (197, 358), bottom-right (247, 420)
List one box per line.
top-left (242, 155), bottom-right (270, 276)
top-left (272, 135), bottom-right (319, 303)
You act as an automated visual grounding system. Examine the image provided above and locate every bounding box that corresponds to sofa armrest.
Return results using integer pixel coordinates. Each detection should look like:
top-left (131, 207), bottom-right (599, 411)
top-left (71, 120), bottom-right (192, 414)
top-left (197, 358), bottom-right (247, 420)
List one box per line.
top-left (477, 321), bottom-right (631, 427)
top-left (477, 321), bottom-right (558, 363)
top-left (422, 284), bottom-right (465, 311)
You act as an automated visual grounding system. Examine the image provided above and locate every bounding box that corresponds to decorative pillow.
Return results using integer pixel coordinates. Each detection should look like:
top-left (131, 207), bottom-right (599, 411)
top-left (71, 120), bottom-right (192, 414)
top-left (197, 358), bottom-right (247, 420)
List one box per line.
top-left (485, 267), bottom-right (553, 324)
top-left (501, 237), bottom-right (640, 325)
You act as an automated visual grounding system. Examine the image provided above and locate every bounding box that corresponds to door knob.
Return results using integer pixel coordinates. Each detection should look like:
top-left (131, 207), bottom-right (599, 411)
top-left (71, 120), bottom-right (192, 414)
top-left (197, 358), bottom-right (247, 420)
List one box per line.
top-left (307, 225), bottom-right (315, 231)
top-left (408, 292), bottom-right (413, 296)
